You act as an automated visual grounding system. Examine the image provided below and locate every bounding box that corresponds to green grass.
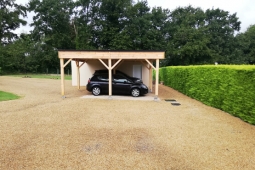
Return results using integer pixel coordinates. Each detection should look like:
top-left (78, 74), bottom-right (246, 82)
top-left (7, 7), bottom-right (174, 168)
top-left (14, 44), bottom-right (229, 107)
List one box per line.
top-left (9, 74), bottom-right (72, 80)
top-left (0, 91), bottom-right (20, 101)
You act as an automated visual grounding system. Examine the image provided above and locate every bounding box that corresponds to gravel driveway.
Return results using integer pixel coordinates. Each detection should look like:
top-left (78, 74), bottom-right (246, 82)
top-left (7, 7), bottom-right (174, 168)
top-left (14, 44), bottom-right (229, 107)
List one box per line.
top-left (0, 76), bottom-right (255, 169)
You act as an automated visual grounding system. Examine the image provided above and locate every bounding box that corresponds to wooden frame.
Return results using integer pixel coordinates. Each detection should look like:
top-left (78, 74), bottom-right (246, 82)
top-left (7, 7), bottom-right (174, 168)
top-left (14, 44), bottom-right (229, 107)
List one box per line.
top-left (58, 50), bottom-right (165, 98)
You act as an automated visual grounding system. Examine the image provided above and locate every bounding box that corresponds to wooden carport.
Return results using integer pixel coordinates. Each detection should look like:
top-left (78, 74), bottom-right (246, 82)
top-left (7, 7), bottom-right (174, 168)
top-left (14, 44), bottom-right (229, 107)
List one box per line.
top-left (58, 50), bottom-right (165, 98)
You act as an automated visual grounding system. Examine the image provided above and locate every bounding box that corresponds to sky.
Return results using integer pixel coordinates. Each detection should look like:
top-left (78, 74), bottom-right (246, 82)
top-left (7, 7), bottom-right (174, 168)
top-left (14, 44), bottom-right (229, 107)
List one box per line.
top-left (15, 0), bottom-right (255, 34)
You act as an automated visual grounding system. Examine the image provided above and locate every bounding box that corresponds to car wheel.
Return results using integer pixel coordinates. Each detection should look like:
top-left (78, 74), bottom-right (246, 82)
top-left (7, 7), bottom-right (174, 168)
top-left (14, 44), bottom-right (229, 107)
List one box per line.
top-left (92, 86), bottom-right (101, 96)
top-left (131, 88), bottom-right (140, 97)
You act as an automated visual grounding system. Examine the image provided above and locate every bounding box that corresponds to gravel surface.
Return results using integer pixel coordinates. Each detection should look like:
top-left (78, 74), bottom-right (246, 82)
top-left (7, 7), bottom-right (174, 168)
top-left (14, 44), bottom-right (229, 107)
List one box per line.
top-left (0, 76), bottom-right (255, 169)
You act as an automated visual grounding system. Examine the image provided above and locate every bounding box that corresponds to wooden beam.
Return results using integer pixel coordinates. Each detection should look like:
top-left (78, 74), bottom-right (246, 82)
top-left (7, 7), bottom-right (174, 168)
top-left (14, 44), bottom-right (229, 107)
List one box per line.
top-left (145, 59), bottom-right (156, 70)
top-left (63, 58), bottom-right (72, 68)
top-left (75, 60), bottom-right (87, 90)
top-left (60, 58), bottom-right (65, 96)
top-left (140, 60), bottom-right (150, 69)
top-left (108, 59), bottom-right (112, 96)
top-left (75, 61), bottom-right (79, 67)
top-left (99, 59), bottom-right (109, 69)
top-left (155, 59), bottom-right (159, 97)
top-left (76, 61), bottom-right (80, 89)
top-left (79, 61), bottom-right (86, 68)
top-left (114, 60), bottom-right (124, 70)
top-left (59, 51), bottom-right (165, 59)
top-left (149, 66), bottom-right (153, 92)
top-left (111, 59), bottom-right (122, 70)
top-left (75, 60), bottom-right (86, 68)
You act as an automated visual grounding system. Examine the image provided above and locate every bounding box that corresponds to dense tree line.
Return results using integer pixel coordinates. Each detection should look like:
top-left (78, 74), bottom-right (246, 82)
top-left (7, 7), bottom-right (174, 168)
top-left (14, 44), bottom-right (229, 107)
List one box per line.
top-left (0, 0), bottom-right (254, 74)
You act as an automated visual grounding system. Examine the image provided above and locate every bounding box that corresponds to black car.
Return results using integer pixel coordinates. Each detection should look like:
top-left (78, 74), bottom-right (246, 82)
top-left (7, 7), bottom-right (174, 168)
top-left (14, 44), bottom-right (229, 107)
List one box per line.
top-left (94, 69), bottom-right (143, 83)
top-left (86, 73), bottom-right (148, 97)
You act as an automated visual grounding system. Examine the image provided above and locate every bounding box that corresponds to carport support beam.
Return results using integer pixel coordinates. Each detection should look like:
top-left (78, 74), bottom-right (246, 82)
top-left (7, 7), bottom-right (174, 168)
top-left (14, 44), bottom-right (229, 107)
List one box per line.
top-left (149, 65), bottom-right (153, 92)
top-left (76, 62), bottom-right (80, 89)
top-left (155, 59), bottom-right (159, 98)
top-left (75, 61), bottom-right (86, 90)
top-left (108, 59), bottom-right (112, 97)
top-left (60, 58), bottom-right (65, 96)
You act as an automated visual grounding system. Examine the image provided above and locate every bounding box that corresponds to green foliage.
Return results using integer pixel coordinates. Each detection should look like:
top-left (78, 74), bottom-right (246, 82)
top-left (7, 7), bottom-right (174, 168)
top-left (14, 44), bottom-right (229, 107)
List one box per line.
top-left (235, 25), bottom-right (255, 64)
top-left (0, 0), bottom-right (253, 74)
top-left (0, 91), bottom-right (20, 101)
top-left (28, 0), bottom-right (76, 49)
top-left (163, 6), bottom-right (241, 66)
top-left (0, 0), bottom-right (27, 44)
top-left (204, 8), bottom-right (241, 63)
top-left (159, 65), bottom-right (255, 125)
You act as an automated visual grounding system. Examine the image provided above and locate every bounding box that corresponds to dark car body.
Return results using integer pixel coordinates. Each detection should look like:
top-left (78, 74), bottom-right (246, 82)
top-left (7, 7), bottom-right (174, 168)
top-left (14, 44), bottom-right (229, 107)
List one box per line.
top-left (86, 73), bottom-right (148, 97)
top-left (94, 69), bottom-right (143, 83)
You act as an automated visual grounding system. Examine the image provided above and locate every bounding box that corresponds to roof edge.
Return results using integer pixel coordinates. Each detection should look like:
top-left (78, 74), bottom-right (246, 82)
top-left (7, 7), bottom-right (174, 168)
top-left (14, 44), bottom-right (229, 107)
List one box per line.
top-left (58, 49), bottom-right (165, 52)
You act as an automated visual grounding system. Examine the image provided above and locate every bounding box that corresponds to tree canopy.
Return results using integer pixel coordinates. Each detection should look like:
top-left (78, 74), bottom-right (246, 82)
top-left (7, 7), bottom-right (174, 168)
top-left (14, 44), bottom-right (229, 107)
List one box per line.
top-left (0, 0), bottom-right (254, 74)
top-left (0, 0), bottom-right (27, 45)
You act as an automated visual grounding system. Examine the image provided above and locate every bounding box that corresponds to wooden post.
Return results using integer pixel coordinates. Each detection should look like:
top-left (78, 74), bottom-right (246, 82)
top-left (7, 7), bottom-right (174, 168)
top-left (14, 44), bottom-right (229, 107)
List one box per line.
top-left (149, 65), bottom-right (153, 92)
top-left (76, 61), bottom-right (80, 89)
top-left (60, 58), bottom-right (65, 96)
top-left (108, 59), bottom-right (112, 96)
top-left (155, 59), bottom-right (159, 97)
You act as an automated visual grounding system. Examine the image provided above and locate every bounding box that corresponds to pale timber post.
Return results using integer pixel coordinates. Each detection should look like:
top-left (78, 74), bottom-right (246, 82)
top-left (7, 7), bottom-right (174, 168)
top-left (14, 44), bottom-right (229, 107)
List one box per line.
top-left (76, 61), bottom-right (80, 89)
top-left (108, 59), bottom-right (112, 96)
top-left (155, 59), bottom-right (159, 98)
top-left (149, 65), bottom-right (153, 92)
top-left (60, 58), bottom-right (65, 96)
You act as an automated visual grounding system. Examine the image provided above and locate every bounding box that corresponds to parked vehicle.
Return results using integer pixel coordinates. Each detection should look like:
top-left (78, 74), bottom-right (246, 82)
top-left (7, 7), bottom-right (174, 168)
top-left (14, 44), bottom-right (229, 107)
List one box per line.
top-left (93, 69), bottom-right (143, 83)
top-left (86, 73), bottom-right (148, 97)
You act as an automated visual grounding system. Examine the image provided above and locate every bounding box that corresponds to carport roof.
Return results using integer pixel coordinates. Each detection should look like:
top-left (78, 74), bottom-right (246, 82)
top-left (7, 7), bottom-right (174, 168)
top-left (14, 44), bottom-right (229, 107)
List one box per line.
top-left (58, 50), bottom-right (165, 60)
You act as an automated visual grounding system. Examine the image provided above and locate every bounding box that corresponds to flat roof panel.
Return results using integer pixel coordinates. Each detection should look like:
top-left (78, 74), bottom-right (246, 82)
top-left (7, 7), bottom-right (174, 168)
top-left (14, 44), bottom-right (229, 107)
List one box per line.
top-left (58, 51), bottom-right (165, 59)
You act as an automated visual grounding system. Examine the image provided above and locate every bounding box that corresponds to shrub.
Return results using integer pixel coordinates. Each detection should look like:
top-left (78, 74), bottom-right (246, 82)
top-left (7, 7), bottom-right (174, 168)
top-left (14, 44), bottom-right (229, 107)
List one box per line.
top-left (159, 65), bottom-right (255, 125)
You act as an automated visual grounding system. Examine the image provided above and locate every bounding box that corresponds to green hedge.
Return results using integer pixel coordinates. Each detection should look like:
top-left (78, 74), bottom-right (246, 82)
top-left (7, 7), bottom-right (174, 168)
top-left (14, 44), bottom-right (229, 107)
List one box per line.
top-left (159, 65), bottom-right (255, 125)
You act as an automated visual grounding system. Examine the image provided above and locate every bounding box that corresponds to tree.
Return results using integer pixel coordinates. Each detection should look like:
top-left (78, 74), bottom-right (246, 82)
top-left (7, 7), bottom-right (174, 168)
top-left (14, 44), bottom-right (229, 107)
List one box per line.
top-left (0, 0), bottom-right (27, 44)
top-left (73, 0), bottom-right (100, 50)
top-left (0, 33), bottom-right (31, 73)
top-left (204, 8), bottom-right (241, 63)
top-left (164, 6), bottom-right (211, 66)
top-left (0, 0), bottom-right (27, 73)
top-left (110, 1), bottom-right (169, 50)
top-left (27, 0), bottom-right (76, 73)
top-left (28, 0), bottom-right (76, 49)
top-left (245, 25), bottom-right (255, 63)
top-left (102, 0), bottom-right (149, 50)
top-left (96, 0), bottom-right (133, 49)
top-left (235, 24), bottom-right (255, 64)
top-left (162, 6), bottom-right (242, 66)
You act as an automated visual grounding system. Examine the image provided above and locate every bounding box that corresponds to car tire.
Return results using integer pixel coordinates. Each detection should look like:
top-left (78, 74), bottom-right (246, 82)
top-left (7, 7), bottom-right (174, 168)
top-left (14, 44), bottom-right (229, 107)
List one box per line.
top-left (131, 88), bottom-right (140, 97)
top-left (92, 86), bottom-right (101, 96)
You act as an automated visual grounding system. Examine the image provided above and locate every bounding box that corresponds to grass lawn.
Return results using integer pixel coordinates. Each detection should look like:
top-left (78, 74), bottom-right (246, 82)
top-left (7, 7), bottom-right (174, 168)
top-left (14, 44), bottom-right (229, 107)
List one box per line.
top-left (0, 91), bottom-right (20, 101)
top-left (9, 74), bottom-right (72, 80)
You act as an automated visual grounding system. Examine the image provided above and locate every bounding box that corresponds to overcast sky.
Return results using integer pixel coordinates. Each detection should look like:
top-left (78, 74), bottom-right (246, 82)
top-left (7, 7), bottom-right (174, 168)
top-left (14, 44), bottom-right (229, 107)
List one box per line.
top-left (15, 0), bottom-right (255, 34)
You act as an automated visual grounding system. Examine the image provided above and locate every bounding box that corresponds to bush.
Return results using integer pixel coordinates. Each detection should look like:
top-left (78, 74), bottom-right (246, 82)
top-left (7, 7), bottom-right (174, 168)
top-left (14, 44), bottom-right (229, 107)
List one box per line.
top-left (159, 65), bottom-right (255, 125)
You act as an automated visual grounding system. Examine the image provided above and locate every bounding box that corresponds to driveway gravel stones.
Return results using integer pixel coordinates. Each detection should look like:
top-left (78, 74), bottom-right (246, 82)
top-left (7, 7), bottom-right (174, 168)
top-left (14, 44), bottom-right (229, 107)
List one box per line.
top-left (0, 76), bottom-right (255, 169)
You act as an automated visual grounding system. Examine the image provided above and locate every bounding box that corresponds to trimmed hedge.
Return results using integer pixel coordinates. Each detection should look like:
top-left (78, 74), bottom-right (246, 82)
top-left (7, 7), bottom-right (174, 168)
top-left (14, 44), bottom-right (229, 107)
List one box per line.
top-left (159, 65), bottom-right (255, 125)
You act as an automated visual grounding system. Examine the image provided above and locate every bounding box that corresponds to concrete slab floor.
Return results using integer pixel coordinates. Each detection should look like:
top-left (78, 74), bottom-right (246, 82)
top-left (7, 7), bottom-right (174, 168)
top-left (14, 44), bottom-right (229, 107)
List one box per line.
top-left (81, 93), bottom-right (160, 101)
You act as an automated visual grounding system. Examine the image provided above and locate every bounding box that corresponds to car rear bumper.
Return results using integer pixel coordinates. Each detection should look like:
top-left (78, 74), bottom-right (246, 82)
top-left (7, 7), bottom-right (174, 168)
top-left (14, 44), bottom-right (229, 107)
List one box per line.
top-left (86, 84), bottom-right (92, 92)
